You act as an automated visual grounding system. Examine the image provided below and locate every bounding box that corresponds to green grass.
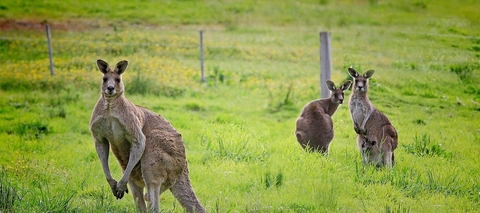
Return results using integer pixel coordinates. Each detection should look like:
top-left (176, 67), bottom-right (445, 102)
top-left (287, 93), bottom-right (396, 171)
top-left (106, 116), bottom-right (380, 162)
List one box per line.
top-left (1, 0), bottom-right (479, 212)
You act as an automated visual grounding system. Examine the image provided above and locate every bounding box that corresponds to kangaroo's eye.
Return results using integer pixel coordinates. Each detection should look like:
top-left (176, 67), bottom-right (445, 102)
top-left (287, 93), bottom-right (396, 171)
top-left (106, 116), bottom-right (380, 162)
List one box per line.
top-left (115, 78), bottom-right (120, 83)
top-left (102, 78), bottom-right (108, 82)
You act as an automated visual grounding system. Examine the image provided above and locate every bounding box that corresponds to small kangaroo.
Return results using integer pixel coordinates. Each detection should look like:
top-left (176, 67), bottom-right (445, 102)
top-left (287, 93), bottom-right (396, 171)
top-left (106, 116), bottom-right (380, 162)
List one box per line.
top-left (348, 67), bottom-right (398, 167)
top-left (295, 80), bottom-right (352, 153)
top-left (360, 138), bottom-right (377, 164)
top-left (89, 59), bottom-right (205, 213)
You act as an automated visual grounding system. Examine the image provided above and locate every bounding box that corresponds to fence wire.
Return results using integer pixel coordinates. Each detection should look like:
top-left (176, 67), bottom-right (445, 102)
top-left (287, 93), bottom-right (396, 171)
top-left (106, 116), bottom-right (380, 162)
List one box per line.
top-left (0, 28), bottom-right (477, 66)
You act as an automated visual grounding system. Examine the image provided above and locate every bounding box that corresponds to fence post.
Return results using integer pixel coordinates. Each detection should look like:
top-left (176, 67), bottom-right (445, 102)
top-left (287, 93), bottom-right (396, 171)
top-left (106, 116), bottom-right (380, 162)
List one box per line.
top-left (199, 30), bottom-right (205, 82)
top-left (45, 25), bottom-right (55, 76)
top-left (319, 31), bottom-right (331, 98)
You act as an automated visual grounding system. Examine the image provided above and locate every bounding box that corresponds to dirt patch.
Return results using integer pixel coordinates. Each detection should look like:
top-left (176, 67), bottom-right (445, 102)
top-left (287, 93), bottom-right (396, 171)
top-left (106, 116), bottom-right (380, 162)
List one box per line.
top-left (0, 18), bottom-right (226, 32)
top-left (0, 19), bottom-right (104, 31)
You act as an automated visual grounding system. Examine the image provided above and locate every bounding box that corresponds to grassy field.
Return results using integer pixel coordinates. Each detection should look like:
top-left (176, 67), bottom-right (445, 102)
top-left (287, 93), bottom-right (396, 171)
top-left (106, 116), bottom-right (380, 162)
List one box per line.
top-left (1, 0), bottom-right (479, 212)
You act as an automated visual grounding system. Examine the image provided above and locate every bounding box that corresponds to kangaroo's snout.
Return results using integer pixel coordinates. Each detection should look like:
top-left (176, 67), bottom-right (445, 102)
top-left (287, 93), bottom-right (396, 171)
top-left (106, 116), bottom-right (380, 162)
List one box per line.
top-left (337, 93), bottom-right (344, 104)
top-left (105, 84), bottom-right (115, 95)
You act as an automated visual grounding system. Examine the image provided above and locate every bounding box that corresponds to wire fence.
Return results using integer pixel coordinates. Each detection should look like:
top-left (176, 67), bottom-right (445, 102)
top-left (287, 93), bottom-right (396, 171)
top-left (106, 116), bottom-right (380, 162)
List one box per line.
top-left (0, 25), bottom-right (478, 81)
top-left (1, 30), bottom-right (478, 49)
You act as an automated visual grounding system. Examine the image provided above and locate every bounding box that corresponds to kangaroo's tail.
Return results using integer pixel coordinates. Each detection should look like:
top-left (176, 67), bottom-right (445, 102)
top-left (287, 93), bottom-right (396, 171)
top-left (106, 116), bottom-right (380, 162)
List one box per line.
top-left (170, 168), bottom-right (206, 213)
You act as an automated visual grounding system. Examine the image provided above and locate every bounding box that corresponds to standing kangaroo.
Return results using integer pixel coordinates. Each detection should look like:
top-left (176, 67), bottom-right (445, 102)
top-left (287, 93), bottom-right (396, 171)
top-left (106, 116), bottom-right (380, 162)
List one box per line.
top-left (295, 80), bottom-right (352, 153)
top-left (89, 59), bottom-right (205, 213)
top-left (347, 68), bottom-right (398, 167)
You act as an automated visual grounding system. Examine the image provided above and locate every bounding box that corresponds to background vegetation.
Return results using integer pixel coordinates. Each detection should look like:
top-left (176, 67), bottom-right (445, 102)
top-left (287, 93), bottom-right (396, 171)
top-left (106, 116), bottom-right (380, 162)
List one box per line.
top-left (0, 0), bottom-right (479, 212)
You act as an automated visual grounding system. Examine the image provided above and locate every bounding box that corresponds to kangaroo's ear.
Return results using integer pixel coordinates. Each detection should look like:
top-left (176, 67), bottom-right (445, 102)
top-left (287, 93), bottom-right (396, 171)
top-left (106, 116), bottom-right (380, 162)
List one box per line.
top-left (96, 59), bottom-right (110, 74)
top-left (115, 60), bottom-right (129, 75)
top-left (340, 80), bottom-right (352, 91)
top-left (364, 70), bottom-right (375, 78)
top-left (326, 80), bottom-right (336, 91)
top-left (348, 67), bottom-right (359, 78)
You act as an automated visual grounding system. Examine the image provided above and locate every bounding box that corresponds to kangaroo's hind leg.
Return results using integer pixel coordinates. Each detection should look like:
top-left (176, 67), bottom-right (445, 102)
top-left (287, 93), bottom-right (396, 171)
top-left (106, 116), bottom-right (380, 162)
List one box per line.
top-left (379, 136), bottom-right (394, 168)
top-left (144, 182), bottom-right (163, 213)
top-left (295, 117), bottom-right (308, 149)
top-left (382, 150), bottom-right (393, 168)
top-left (142, 156), bottom-right (167, 213)
top-left (141, 152), bottom-right (171, 212)
top-left (128, 180), bottom-right (147, 212)
top-left (381, 139), bottom-right (395, 168)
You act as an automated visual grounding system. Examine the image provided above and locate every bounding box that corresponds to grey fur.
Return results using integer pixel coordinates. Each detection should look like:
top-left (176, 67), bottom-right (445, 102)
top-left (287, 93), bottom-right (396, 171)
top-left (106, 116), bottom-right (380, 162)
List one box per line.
top-left (295, 80), bottom-right (352, 154)
top-left (90, 59), bottom-right (205, 213)
top-left (348, 68), bottom-right (398, 167)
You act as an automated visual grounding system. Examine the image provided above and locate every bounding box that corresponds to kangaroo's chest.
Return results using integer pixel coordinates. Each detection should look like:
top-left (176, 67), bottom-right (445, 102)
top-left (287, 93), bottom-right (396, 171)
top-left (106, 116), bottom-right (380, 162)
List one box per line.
top-left (94, 115), bottom-right (131, 147)
top-left (349, 97), bottom-right (369, 123)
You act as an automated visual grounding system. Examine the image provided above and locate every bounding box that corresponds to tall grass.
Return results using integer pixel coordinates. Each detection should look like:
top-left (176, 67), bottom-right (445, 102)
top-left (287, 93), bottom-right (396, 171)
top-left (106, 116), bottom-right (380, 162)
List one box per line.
top-left (0, 169), bottom-right (17, 212)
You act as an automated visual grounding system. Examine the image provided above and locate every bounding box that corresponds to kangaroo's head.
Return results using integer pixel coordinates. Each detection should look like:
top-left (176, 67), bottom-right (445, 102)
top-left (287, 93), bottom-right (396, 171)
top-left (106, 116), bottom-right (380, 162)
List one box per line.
top-left (96, 59), bottom-right (128, 98)
top-left (361, 138), bottom-right (376, 152)
top-left (326, 80), bottom-right (352, 104)
top-left (348, 68), bottom-right (374, 93)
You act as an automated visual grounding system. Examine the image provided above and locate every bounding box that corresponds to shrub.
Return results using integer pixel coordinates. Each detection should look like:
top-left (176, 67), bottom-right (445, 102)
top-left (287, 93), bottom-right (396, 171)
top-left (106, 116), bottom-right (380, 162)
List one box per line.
top-left (449, 62), bottom-right (479, 83)
top-left (14, 120), bottom-right (50, 140)
top-left (403, 133), bottom-right (452, 158)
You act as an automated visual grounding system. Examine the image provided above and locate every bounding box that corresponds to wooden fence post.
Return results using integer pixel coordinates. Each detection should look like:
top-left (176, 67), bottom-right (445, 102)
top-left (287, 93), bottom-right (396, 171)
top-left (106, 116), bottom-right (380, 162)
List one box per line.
top-left (320, 31), bottom-right (331, 98)
top-left (45, 25), bottom-right (55, 76)
top-left (200, 30), bottom-right (205, 82)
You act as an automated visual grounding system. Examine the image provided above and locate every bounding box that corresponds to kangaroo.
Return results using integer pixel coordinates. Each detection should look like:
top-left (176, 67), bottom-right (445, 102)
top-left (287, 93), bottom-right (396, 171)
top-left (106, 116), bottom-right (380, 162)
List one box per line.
top-left (347, 67), bottom-right (398, 167)
top-left (89, 59), bottom-right (205, 213)
top-left (295, 80), bottom-right (352, 154)
top-left (360, 138), bottom-right (377, 164)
